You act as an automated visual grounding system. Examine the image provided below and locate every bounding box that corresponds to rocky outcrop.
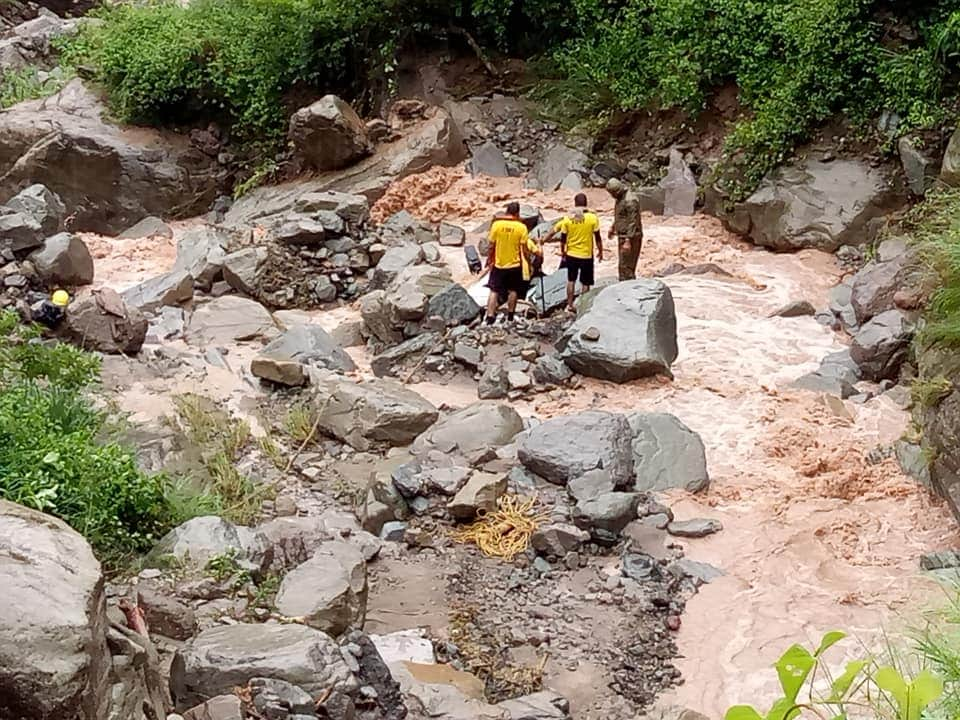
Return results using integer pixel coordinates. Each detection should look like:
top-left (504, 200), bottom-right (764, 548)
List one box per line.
top-left (0, 80), bottom-right (220, 233)
top-left (170, 623), bottom-right (355, 709)
top-left (558, 280), bottom-right (678, 382)
top-left (5, 183), bottom-right (65, 236)
top-left (0, 8), bottom-right (78, 70)
top-left (0, 501), bottom-right (111, 720)
top-left (720, 157), bottom-right (901, 252)
top-left (526, 141), bottom-right (589, 191)
top-left (173, 225), bottom-right (231, 291)
top-left (59, 287), bottom-right (148, 355)
top-left (517, 411), bottom-right (634, 487)
top-left (289, 95), bottom-right (372, 171)
top-left (251, 324), bottom-right (355, 386)
top-left (312, 372), bottom-right (439, 450)
top-left (274, 541), bottom-right (367, 636)
top-left (941, 127), bottom-right (960, 186)
top-left (28, 232), bottom-right (93, 286)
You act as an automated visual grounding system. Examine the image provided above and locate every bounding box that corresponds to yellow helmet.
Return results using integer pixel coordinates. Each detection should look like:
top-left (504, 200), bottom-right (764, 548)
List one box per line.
top-left (51, 290), bottom-right (70, 307)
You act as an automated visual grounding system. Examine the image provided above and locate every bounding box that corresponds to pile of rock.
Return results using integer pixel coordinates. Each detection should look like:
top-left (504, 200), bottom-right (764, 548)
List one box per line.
top-left (0, 183), bottom-right (92, 306)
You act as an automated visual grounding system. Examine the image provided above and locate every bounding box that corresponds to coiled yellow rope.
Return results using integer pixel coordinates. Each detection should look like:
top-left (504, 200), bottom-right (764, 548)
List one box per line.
top-left (452, 495), bottom-right (549, 560)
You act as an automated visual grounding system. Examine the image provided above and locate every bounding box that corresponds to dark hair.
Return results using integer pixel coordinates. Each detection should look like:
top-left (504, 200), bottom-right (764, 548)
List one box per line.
top-left (506, 201), bottom-right (520, 216)
top-left (574, 193), bottom-right (588, 207)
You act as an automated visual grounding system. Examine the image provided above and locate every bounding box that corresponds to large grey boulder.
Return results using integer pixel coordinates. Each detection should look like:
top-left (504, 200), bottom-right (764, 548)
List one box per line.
top-left (360, 290), bottom-right (403, 346)
top-left (628, 413), bottom-right (710, 493)
top-left (573, 492), bottom-right (641, 544)
top-left (558, 280), bottom-right (678, 382)
top-left (28, 232), bottom-right (93, 285)
top-left (470, 141), bottom-right (509, 177)
top-left (146, 516), bottom-right (272, 578)
top-left (659, 148), bottom-right (697, 217)
top-left (60, 288), bottom-right (148, 355)
top-left (517, 411), bottom-right (634, 487)
top-left (5, 183), bottom-right (65, 235)
top-left (173, 225), bottom-right (231, 290)
top-left (371, 244), bottom-right (423, 290)
top-left (122, 269), bottom-right (193, 313)
top-left (850, 309), bottom-right (915, 382)
top-left (312, 373), bottom-right (438, 451)
top-left (0, 80), bottom-right (219, 234)
top-left (0, 209), bottom-right (44, 253)
top-left (170, 623), bottom-right (355, 709)
top-left (528, 269), bottom-right (581, 313)
top-left (251, 324), bottom-right (355, 386)
top-left (289, 95), bottom-right (372, 171)
top-left (413, 403), bottom-right (524, 456)
top-left (526, 142), bottom-right (589, 191)
top-left (427, 283), bottom-right (482, 326)
top-left (274, 541), bottom-right (367, 636)
top-left (730, 157), bottom-right (899, 251)
top-left (850, 241), bottom-right (923, 324)
top-left (222, 246), bottom-right (269, 295)
top-left (899, 136), bottom-right (939, 196)
top-left (186, 296), bottom-right (277, 346)
top-left (0, 501), bottom-right (110, 720)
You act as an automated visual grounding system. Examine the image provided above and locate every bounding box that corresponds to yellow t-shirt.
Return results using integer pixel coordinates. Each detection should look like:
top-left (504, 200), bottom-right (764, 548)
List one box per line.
top-left (490, 218), bottom-right (529, 269)
top-left (556, 211), bottom-right (600, 259)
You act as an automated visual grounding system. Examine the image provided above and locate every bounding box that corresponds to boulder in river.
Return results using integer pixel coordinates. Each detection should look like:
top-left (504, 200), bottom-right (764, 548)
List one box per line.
top-left (413, 402), bottom-right (525, 457)
top-left (0, 80), bottom-right (220, 234)
top-left (170, 623), bottom-right (355, 709)
top-left (558, 280), bottom-right (678, 382)
top-left (470, 141), bottom-right (509, 177)
top-left (60, 287), bottom-right (148, 355)
top-left (724, 157), bottom-right (901, 252)
top-left (850, 309), bottom-right (915, 382)
top-left (186, 296), bottom-right (277, 346)
top-left (289, 95), bottom-right (372, 171)
top-left (28, 232), bottom-right (94, 286)
top-left (517, 411), bottom-right (634, 487)
top-left (850, 239), bottom-right (924, 324)
top-left (122, 269), bottom-right (194, 313)
top-left (628, 413), bottom-right (710, 493)
top-left (312, 372), bottom-right (439, 451)
top-left (251, 324), bottom-right (355, 386)
top-left (526, 141), bottom-right (590, 192)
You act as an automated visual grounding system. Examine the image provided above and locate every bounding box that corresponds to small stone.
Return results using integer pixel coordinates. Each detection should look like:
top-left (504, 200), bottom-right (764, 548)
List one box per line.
top-left (380, 521), bottom-right (408, 542)
top-left (581, 326), bottom-right (601, 342)
top-left (508, 371), bottom-right (531, 390)
top-left (533, 556), bottom-right (552, 575)
top-left (563, 552), bottom-right (580, 570)
top-left (667, 518), bottom-right (723, 538)
top-left (665, 615), bottom-right (682, 631)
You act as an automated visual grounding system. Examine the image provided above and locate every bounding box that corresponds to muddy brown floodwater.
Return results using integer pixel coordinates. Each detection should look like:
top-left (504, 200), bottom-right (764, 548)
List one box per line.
top-left (93, 164), bottom-right (960, 719)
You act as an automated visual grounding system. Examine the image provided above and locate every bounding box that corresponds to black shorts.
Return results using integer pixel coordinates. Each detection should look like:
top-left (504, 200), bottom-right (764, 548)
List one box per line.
top-left (489, 266), bottom-right (526, 295)
top-left (565, 256), bottom-right (595, 286)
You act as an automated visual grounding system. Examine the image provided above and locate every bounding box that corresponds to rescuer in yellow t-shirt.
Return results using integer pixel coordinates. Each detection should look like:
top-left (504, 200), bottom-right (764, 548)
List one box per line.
top-left (484, 201), bottom-right (541, 325)
top-left (543, 193), bottom-right (603, 312)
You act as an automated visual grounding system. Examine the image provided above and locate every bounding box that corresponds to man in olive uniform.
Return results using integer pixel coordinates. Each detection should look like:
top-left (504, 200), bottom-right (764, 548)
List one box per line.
top-left (606, 178), bottom-right (643, 281)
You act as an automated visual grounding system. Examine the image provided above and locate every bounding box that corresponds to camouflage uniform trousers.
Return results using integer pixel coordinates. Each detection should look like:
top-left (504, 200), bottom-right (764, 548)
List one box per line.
top-left (618, 234), bottom-right (643, 281)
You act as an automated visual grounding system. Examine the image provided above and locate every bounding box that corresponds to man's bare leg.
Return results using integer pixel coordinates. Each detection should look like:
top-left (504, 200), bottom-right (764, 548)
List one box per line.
top-left (565, 280), bottom-right (576, 312)
top-left (507, 291), bottom-right (518, 316)
top-left (485, 288), bottom-right (499, 324)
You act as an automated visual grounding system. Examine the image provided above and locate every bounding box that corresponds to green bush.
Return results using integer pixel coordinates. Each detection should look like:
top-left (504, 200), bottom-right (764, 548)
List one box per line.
top-left (0, 312), bottom-right (185, 565)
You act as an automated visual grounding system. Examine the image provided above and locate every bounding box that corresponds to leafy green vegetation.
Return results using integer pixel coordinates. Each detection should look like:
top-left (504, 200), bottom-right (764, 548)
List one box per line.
top-left (0, 311), bottom-right (180, 565)
top-left (905, 188), bottom-right (960, 349)
top-left (0, 66), bottom-right (72, 109)
top-left (726, 630), bottom-right (944, 720)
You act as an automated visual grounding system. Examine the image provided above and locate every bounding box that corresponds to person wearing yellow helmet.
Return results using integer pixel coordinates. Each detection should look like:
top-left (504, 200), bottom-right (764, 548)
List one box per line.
top-left (33, 289), bottom-right (70, 329)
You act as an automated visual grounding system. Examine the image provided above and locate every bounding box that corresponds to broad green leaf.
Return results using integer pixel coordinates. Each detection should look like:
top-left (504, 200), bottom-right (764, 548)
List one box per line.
top-left (875, 666), bottom-right (909, 719)
top-left (906, 670), bottom-right (944, 720)
top-left (815, 631), bottom-right (846, 657)
top-left (766, 697), bottom-right (801, 720)
top-left (775, 644), bottom-right (816, 703)
top-left (725, 706), bottom-right (764, 720)
top-left (828, 660), bottom-right (866, 702)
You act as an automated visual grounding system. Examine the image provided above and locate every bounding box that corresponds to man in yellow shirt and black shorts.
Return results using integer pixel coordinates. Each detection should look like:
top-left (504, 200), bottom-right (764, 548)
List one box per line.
top-left (544, 193), bottom-right (603, 312)
top-left (484, 202), bottom-right (541, 326)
